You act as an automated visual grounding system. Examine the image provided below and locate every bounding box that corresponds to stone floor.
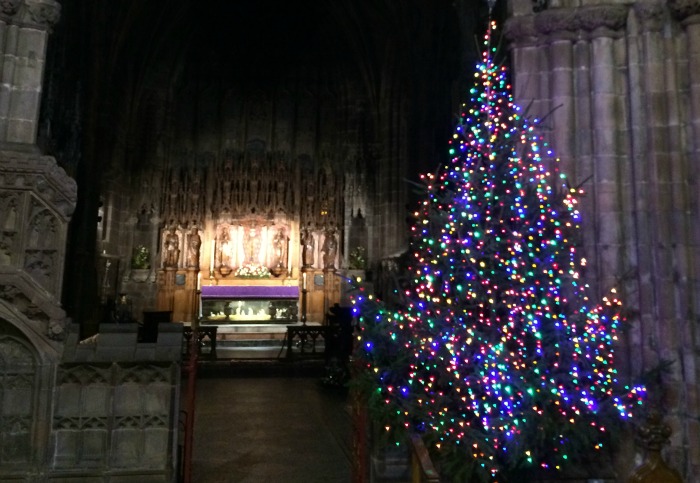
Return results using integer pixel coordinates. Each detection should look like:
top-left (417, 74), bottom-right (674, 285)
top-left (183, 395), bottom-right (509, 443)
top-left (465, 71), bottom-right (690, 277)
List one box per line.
top-left (191, 362), bottom-right (352, 483)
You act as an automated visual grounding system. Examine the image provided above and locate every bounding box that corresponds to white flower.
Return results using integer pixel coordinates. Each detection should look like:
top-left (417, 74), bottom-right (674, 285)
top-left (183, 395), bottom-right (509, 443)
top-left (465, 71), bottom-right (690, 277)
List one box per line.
top-left (235, 263), bottom-right (271, 278)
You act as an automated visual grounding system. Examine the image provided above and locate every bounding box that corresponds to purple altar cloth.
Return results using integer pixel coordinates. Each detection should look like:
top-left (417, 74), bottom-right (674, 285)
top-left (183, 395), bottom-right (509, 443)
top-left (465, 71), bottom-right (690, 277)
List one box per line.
top-left (201, 285), bottom-right (299, 299)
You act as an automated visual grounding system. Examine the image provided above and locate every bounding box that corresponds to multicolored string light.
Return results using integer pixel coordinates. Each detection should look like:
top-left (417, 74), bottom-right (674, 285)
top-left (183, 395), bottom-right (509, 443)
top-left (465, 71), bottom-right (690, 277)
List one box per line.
top-left (353, 19), bottom-right (645, 478)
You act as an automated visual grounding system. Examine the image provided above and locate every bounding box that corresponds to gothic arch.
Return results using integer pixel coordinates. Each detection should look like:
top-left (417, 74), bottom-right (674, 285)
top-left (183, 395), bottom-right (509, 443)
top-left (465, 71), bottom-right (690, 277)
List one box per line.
top-left (0, 319), bottom-right (40, 468)
top-left (0, 301), bottom-right (63, 365)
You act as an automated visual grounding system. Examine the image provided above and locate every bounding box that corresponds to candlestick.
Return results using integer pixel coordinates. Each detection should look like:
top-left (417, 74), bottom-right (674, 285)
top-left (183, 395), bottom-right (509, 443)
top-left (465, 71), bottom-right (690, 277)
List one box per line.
top-left (300, 271), bottom-right (308, 325)
top-left (286, 237), bottom-right (291, 271)
top-left (209, 239), bottom-right (215, 274)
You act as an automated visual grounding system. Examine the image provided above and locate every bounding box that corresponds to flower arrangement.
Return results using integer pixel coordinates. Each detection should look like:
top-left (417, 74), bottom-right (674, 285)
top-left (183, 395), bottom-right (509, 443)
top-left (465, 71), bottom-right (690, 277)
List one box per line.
top-left (234, 263), bottom-right (271, 279)
top-left (131, 245), bottom-right (151, 269)
top-left (348, 246), bottom-right (367, 270)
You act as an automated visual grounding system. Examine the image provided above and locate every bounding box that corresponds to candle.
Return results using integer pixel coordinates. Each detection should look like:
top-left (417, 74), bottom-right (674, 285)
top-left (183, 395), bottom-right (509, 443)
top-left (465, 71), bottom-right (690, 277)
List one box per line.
top-left (286, 237), bottom-right (291, 271)
top-left (302, 272), bottom-right (307, 291)
top-left (197, 272), bottom-right (201, 291)
top-left (210, 239), bottom-right (215, 273)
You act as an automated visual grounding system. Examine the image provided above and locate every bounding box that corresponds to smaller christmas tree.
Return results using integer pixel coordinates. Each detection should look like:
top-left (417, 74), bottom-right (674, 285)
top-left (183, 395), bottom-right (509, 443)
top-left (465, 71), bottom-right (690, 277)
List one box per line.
top-left (353, 17), bottom-right (645, 482)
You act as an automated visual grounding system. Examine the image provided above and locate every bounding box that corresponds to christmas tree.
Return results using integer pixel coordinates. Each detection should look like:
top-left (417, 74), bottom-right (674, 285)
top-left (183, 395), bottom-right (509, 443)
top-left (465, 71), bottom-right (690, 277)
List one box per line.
top-left (353, 18), bottom-right (645, 482)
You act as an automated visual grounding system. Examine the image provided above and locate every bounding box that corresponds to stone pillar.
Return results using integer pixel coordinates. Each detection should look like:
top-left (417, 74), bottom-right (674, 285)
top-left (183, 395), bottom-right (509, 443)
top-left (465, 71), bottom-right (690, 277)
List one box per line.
top-left (629, 0), bottom-right (675, 396)
top-left (671, 0), bottom-right (700, 169)
top-left (585, 8), bottom-right (628, 296)
top-left (0, 154), bottom-right (76, 342)
top-left (123, 216), bottom-right (138, 284)
top-left (507, 1), bottom-right (699, 479)
top-left (670, 0), bottom-right (700, 318)
top-left (667, 1), bottom-right (700, 477)
top-left (510, 5), bottom-right (628, 296)
top-left (536, 10), bottom-right (578, 178)
top-left (375, 98), bottom-right (410, 260)
top-left (505, 15), bottom-right (540, 112)
top-left (0, 0), bottom-right (59, 144)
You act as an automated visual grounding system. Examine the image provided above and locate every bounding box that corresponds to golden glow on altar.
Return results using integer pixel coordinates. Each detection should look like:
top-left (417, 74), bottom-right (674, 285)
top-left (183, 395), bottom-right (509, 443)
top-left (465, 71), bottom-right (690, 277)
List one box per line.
top-left (208, 311), bottom-right (272, 321)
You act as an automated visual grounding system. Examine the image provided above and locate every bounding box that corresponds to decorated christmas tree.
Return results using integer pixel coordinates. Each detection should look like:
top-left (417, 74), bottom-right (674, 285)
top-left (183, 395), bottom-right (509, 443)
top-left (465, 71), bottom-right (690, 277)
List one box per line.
top-left (353, 17), bottom-right (645, 482)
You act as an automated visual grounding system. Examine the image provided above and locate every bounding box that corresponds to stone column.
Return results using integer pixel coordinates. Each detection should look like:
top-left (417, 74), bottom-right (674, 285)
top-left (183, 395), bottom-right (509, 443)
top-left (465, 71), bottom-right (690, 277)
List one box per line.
top-left (0, 0), bottom-right (59, 144)
top-left (510, 5), bottom-right (628, 297)
top-left (576, 7), bottom-right (628, 297)
top-left (672, 0), bottom-right (700, 171)
top-left (629, 0), bottom-right (676, 395)
top-left (535, 9), bottom-right (578, 178)
top-left (670, 0), bottom-right (700, 319)
top-left (123, 216), bottom-right (138, 284)
top-left (668, 1), bottom-right (700, 477)
top-left (374, 93), bottom-right (410, 260)
top-left (505, 15), bottom-right (549, 130)
top-left (506, 2), bottom-right (698, 479)
top-left (0, 0), bottom-right (73, 345)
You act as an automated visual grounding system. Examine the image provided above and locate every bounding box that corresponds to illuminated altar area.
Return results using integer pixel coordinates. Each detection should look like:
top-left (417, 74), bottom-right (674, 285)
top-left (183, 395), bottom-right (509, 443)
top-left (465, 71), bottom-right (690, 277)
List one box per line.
top-left (141, 152), bottom-right (345, 324)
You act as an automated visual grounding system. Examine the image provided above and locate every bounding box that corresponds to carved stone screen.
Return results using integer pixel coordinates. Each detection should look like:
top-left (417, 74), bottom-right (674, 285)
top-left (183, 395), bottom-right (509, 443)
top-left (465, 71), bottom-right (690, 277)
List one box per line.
top-left (0, 323), bottom-right (37, 466)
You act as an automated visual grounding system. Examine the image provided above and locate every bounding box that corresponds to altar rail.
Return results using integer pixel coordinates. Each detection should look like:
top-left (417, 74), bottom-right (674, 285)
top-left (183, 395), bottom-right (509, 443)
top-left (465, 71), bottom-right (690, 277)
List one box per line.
top-left (286, 325), bottom-right (336, 360)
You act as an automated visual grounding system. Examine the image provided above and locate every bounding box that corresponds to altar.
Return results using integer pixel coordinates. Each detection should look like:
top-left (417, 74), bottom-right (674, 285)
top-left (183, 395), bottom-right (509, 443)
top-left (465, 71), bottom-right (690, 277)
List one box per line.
top-left (148, 192), bottom-right (345, 325)
top-left (199, 284), bottom-right (299, 324)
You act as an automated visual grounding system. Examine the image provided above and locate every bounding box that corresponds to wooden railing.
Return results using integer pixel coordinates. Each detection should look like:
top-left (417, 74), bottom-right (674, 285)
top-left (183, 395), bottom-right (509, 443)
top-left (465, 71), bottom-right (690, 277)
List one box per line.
top-left (180, 328), bottom-right (200, 483)
top-left (351, 371), bottom-right (441, 483)
top-left (409, 433), bottom-right (440, 483)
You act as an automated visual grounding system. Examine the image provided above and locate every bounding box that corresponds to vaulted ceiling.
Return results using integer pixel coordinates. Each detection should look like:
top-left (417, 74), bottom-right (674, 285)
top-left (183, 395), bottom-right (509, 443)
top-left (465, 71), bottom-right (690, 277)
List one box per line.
top-left (38, 0), bottom-right (501, 322)
top-left (39, 0), bottom-right (496, 177)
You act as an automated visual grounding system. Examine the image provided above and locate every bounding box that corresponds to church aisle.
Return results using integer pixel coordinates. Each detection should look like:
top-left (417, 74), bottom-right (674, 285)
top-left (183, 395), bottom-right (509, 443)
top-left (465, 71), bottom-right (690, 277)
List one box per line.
top-left (192, 374), bottom-right (352, 482)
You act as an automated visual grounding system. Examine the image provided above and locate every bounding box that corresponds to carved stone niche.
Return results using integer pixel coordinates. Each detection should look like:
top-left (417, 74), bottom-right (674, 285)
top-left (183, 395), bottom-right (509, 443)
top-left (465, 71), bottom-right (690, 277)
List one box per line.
top-left (213, 218), bottom-right (292, 277)
top-left (0, 151), bottom-right (76, 344)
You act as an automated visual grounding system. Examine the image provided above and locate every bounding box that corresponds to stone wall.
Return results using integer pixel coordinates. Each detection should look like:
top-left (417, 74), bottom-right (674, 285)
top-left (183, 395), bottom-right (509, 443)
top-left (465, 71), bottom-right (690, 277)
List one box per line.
top-left (51, 324), bottom-right (183, 482)
top-left (0, 321), bottom-right (183, 482)
top-left (0, 2), bottom-right (184, 481)
top-left (506, 0), bottom-right (700, 479)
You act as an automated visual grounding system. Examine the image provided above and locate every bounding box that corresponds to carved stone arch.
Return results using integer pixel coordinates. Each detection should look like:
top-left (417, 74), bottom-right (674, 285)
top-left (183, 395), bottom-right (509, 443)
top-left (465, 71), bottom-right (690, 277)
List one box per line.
top-left (246, 138), bottom-right (266, 153)
top-left (0, 317), bottom-right (40, 467)
top-left (0, 191), bottom-right (22, 266)
top-left (0, 300), bottom-right (62, 365)
top-left (24, 194), bottom-right (63, 297)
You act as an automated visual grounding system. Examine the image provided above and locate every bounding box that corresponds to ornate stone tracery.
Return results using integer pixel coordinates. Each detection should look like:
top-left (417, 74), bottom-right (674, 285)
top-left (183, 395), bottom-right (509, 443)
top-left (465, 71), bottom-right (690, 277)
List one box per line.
top-left (130, 148), bottom-right (347, 321)
top-left (151, 148), bottom-right (345, 272)
top-left (0, 154), bottom-right (76, 341)
top-left (634, 2), bottom-right (668, 32)
top-left (669, 0), bottom-right (700, 21)
top-left (0, 0), bottom-right (21, 16)
top-left (0, 331), bottom-right (37, 466)
top-left (212, 150), bottom-right (297, 219)
top-left (532, 5), bottom-right (629, 40)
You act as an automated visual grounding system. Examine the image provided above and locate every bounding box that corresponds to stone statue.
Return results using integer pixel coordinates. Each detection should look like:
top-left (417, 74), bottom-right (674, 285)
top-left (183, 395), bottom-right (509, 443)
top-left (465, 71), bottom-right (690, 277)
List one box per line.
top-left (29, 211), bottom-right (55, 249)
top-left (244, 226), bottom-right (262, 264)
top-left (273, 229), bottom-right (285, 268)
top-left (322, 228), bottom-right (338, 270)
top-left (301, 226), bottom-right (315, 268)
top-left (186, 227), bottom-right (201, 268)
top-left (3, 197), bottom-right (17, 230)
top-left (163, 227), bottom-right (180, 268)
